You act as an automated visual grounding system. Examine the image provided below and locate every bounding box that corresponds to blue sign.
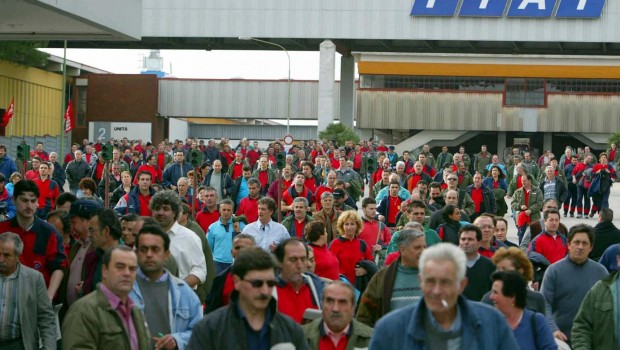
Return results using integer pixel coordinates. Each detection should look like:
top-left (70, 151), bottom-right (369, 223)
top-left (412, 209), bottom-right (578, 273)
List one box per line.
top-left (459, 0), bottom-right (510, 17)
top-left (507, 0), bottom-right (557, 17)
top-left (556, 0), bottom-right (606, 18)
top-left (410, 0), bottom-right (460, 16)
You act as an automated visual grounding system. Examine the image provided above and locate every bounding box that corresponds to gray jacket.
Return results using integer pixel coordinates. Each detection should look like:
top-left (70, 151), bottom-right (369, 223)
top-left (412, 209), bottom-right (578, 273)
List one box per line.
top-left (18, 263), bottom-right (58, 350)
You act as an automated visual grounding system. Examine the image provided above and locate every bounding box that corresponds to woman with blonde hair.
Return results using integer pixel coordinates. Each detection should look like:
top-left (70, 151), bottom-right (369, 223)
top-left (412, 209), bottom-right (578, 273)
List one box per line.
top-left (328, 210), bottom-right (374, 285)
top-left (6, 171), bottom-right (21, 197)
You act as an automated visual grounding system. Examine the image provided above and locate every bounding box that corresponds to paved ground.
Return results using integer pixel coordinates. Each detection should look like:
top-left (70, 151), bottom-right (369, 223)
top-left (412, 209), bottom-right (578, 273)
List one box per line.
top-left (502, 185), bottom-right (620, 244)
top-left (359, 182), bottom-right (620, 245)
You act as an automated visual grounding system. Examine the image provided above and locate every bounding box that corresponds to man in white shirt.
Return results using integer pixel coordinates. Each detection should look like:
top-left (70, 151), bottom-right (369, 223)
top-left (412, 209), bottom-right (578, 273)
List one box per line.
top-left (241, 197), bottom-right (290, 251)
top-left (150, 190), bottom-right (206, 288)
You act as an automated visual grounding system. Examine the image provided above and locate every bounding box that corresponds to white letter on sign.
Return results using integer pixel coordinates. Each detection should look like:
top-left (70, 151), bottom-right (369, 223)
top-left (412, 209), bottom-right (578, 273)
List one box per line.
top-left (577, 0), bottom-right (587, 10)
top-left (426, 0), bottom-right (436, 8)
top-left (518, 0), bottom-right (545, 10)
top-left (479, 0), bottom-right (490, 9)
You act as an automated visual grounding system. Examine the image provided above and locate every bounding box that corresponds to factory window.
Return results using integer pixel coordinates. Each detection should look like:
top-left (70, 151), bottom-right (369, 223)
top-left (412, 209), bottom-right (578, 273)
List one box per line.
top-left (77, 88), bottom-right (87, 126)
top-left (504, 79), bottom-right (546, 107)
top-left (360, 75), bottom-right (505, 92)
top-left (546, 79), bottom-right (620, 94)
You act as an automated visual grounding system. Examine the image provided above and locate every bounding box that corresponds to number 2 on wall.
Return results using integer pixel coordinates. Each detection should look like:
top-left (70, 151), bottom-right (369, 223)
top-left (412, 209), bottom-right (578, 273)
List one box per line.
top-left (98, 128), bottom-right (106, 140)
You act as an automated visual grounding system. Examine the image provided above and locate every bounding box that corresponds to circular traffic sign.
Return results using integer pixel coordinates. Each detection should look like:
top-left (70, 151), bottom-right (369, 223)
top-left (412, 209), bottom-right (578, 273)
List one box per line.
top-left (283, 134), bottom-right (294, 145)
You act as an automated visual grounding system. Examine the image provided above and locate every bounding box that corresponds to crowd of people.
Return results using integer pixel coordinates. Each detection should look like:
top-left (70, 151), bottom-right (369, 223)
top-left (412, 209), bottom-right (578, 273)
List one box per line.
top-left (0, 136), bottom-right (619, 349)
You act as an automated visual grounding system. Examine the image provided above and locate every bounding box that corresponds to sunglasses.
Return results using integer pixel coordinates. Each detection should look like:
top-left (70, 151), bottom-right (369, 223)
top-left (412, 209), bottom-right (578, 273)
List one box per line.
top-left (448, 178), bottom-right (458, 181)
top-left (243, 279), bottom-right (277, 288)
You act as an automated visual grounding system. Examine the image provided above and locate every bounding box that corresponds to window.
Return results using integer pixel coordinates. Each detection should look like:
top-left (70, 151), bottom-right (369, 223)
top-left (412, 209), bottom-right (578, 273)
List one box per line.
top-left (360, 75), bottom-right (505, 92)
top-left (77, 88), bottom-right (87, 127)
top-left (504, 79), bottom-right (545, 107)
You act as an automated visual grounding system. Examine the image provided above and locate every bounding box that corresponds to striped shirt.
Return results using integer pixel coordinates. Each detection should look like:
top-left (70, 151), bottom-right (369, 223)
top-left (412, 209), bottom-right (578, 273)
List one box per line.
top-left (0, 264), bottom-right (21, 341)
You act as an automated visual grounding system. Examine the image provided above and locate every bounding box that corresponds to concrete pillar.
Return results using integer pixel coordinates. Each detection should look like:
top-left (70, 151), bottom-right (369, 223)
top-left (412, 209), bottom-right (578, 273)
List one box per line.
top-left (318, 40), bottom-right (336, 138)
top-left (339, 55), bottom-right (355, 129)
top-left (497, 132), bottom-right (507, 158)
top-left (543, 132), bottom-right (553, 155)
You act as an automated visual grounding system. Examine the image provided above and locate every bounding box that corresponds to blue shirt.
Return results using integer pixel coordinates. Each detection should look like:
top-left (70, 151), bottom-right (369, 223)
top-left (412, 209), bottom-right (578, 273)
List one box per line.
top-left (236, 178), bottom-right (249, 205)
top-left (207, 218), bottom-right (245, 264)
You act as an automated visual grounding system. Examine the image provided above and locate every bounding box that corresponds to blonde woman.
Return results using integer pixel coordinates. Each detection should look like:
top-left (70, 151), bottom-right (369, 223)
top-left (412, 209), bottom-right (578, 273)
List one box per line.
top-left (328, 210), bottom-right (374, 284)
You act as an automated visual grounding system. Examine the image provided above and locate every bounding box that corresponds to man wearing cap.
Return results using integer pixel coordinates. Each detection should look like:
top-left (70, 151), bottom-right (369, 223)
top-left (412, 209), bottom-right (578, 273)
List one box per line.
top-left (330, 188), bottom-right (351, 212)
top-left (58, 198), bottom-right (101, 321)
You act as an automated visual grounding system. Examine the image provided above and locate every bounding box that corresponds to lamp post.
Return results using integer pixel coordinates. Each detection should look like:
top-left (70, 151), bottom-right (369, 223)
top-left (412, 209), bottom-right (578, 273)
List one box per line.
top-left (239, 37), bottom-right (291, 136)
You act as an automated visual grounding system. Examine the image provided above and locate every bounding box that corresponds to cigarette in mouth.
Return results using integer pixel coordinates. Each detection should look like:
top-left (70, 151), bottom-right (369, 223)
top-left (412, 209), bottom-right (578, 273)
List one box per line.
top-left (441, 299), bottom-right (449, 308)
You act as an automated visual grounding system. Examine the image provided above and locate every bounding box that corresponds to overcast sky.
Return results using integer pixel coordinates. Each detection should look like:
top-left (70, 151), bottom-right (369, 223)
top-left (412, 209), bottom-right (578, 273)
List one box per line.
top-left (40, 48), bottom-right (346, 80)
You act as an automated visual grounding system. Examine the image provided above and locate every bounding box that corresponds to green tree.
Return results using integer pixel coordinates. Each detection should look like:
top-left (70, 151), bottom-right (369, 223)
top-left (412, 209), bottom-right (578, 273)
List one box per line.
top-left (318, 123), bottom-right (360, 146)
top-left (0, 41), bottom-right (49, 68)
top-left (608, 132), bottom-right (620, 148)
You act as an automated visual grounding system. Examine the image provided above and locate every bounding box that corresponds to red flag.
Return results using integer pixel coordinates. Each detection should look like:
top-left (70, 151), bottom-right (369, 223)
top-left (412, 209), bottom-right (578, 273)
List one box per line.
top-left (64, 100), bottom-right (74, 133)
top-left (1, 98), bottom-right (14, 127)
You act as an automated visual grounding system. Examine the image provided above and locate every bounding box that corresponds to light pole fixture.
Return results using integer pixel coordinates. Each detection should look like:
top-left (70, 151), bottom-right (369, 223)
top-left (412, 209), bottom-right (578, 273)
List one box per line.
top-left (239, 37), bottom-right (291, 136)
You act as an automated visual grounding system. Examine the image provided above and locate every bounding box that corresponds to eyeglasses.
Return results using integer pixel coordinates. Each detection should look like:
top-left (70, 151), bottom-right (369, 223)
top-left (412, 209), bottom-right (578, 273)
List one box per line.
top-left (242, 279), bottom-right (277, 288)
top-left (448, 178), bottom-right (458, 181)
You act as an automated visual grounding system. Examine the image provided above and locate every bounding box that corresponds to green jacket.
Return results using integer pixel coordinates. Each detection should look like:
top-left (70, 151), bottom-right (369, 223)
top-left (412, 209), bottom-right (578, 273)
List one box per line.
top-left (507, 175), bottom-right (539, 196)
top-left (511, 186), bottom-right (544, 223)
top-left (572, 271), bottom-right (619, 350)
top-left (303, 318), bottom-right (373, 350)
top-left (282, 214), bottom-right (315, 238)
top-left (62, 286), bottom-right (151, 350)
top-left (474, 152), bottom-right (492, 175)
top-left (457, 171), bottom-right (473, 191)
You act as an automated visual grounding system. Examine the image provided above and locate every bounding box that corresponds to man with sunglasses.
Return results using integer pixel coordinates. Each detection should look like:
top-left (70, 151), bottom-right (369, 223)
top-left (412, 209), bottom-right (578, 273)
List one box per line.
top-left (188, 247), bottom-right (306, 350)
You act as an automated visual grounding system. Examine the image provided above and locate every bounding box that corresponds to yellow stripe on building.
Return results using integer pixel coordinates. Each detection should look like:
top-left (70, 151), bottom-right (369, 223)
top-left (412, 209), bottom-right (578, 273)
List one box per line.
top-left (358, 61), bottom-right (620, 79)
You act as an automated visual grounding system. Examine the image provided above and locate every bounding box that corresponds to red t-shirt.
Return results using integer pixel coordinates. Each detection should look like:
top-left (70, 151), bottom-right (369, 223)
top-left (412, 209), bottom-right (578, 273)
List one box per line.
top-left (387, 196), bottom-right (401, 225)
top-left (236, 197), bottom-right (259, 223)
top-left (196, 207), bottom-right (220, 232)
top-left (137, 193), bottom-right (152, 217)
top-left (231, 162), bottom-right (243, 180)
top-left (319, 334), bottom-right (349, 350)
top-left (276, 283), bottom-right (317, 323)
top-left (329, 236), bottom-right (373, 284)
top-left (470, 187), bottom-right (483, 213)
top-left (310, 244), bottom-right (340, 280)
top-left (258, 170), bottom-right (269, 189)
top-left (294, 219), bottom-right (305, 239)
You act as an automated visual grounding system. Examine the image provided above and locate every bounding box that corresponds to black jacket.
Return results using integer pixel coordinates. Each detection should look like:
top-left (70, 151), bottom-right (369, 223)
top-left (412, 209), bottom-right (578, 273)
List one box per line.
top-left (465, 184), bottom-right (497, 214)
top-left (188, 291), bottom-right (307, 350)
top-left (201, 170), bottom-right (234, 200)
top-left (591, 221), bottom-right (620, 261)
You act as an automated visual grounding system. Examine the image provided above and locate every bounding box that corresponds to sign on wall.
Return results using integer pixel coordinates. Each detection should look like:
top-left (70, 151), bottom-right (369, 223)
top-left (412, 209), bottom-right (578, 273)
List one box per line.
top-left (89, 122), bottom-right (152, 142)
top-left (411, 0), bottom-right (607, 18)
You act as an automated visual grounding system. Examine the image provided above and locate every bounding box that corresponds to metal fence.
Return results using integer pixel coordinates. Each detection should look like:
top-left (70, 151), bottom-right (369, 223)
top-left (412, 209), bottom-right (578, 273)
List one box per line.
top-left (0, 134), bottom-right (71, 159)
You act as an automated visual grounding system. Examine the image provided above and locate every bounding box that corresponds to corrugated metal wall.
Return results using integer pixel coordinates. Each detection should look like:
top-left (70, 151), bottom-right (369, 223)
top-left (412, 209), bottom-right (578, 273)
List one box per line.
top-left (159, 79), bottom-right (340, 120)
top-left (0, 61), bottom-right (63, 137)
top-left (357, 90), bottom-right (620, 133)
top-left (142, 0), bottom-right (620, 43)
top-left (188, 124), bottom-right (318, 141)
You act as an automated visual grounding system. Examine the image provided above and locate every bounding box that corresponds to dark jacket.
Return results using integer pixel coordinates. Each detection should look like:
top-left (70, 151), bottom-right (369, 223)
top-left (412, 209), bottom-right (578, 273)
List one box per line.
top-left (201, 170), bottom-right (234, 200)
top-left (539, 176), bottom-right (568, 204)
top-left (65, 159), bottom-right (91, 189)
top-left (114, 186), bottom-right (157, 216)
top-left (357, 258), bottom-right (400, 327)
top-left (0, 155), bottom-right (17, 180)
top-left (51, 160), bottom-right (66, 190)
top-left (465, 183), bottom-right (497, 214)
top-left (591, 220), bottom-right (620, 261)
top-left (109, 184), bottom-right (132, 209)
top-left (187, 291), bottom-right (307, 350)
top-left (162, 161), bottom-right (194, 188)
top-left (204, 267), bottom-right (232, 314)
